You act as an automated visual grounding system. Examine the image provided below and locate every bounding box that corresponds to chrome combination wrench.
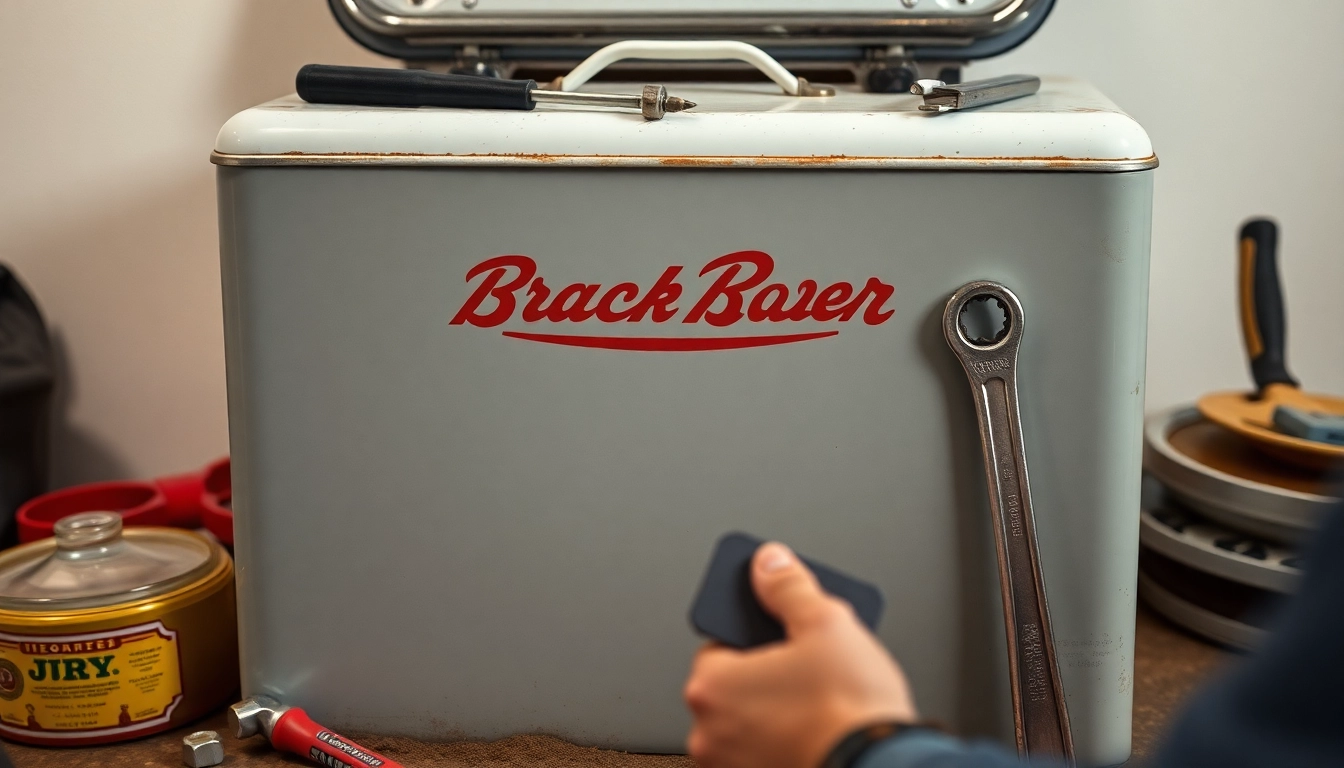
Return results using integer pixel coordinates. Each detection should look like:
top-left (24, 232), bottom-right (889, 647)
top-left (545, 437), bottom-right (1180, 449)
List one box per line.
top-left (942, 281), bottom-right (1074, 763)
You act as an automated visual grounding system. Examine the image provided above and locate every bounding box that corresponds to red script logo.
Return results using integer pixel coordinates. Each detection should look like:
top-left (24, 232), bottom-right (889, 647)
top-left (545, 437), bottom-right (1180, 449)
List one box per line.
top-left (450, 250), bottom-right (894, 351)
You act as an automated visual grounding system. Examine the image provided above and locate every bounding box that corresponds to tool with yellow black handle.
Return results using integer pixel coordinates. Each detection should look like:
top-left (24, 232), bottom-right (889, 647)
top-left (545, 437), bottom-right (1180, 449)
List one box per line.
top-left (1237, 219), bottom-right (1296, 392)
top-left (1198, 218), bottom-right (1344, 469)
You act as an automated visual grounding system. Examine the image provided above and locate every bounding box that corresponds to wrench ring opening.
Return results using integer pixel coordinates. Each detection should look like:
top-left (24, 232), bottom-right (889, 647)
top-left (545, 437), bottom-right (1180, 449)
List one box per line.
top-left (957, 293), bottom-right (1012, 348)
top-left (943, 281), bottom-right (1025, 359)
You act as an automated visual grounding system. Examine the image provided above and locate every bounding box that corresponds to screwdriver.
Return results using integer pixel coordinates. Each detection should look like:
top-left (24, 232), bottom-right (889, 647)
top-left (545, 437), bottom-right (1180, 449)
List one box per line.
top-left (296, 64), bottom-right (697, 121)
top-left (231, 695), bottom-right (406, 768)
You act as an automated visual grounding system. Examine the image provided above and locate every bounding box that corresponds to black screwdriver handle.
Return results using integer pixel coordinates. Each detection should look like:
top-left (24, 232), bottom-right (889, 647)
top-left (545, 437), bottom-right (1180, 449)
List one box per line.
top-left (1238, 218), bottom-right (1298, 393)
top-left (296, 64), bottom-right (536, 110)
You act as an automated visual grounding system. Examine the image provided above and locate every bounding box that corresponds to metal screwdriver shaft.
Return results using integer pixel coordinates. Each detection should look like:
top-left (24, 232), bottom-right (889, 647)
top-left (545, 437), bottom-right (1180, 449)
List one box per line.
top-left (297, 65), bottom-right (696, 121)
top-left (531, 84), bottom-right (695, 121)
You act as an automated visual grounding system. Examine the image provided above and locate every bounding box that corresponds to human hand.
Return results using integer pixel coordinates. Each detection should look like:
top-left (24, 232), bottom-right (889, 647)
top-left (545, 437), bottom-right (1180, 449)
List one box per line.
top-left (683, 542), bottom-right (918, 768)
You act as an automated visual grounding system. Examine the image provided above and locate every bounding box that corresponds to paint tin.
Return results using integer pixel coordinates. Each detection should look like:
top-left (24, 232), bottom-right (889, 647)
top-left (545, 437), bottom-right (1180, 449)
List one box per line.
top-left (0, 512), bottom-right (237, 746)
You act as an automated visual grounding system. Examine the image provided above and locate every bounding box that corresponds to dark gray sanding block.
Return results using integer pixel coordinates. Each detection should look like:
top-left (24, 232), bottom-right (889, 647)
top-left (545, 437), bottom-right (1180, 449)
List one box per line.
top-left (689, 531), bottom-right (884, 649)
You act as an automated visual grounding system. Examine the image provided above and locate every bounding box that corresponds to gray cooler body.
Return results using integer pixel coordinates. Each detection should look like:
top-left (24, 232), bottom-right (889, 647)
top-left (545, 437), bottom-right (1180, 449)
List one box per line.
top-left (215, 79), bottom-right (1155, 766)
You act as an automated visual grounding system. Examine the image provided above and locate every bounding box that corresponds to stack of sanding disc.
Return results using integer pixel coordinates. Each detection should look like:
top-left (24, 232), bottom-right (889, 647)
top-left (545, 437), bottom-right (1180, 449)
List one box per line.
top-left (1140, 407), bottom-right (1340, 649)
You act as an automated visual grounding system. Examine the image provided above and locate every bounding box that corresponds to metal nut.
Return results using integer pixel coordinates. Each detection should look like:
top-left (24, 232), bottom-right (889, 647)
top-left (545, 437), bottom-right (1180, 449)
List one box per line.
top-left (640, 84), bottom-right (667, 121)
top-left (182, 730), bottom-right (225, 768)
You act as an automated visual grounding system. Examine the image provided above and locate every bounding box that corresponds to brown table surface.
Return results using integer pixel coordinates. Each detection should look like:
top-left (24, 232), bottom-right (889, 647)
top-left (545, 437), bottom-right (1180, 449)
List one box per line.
top-left (5, 605), bottom-right (1235, 767)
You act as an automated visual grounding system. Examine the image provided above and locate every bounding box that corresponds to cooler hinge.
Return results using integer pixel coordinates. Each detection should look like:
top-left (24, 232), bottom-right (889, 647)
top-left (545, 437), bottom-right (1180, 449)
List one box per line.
top-left (859, 47), bottom-right (962, 93)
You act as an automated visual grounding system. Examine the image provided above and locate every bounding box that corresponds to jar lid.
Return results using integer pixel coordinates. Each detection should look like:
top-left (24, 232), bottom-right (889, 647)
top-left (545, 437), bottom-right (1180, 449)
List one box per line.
top-left (0, 512), bottom-right (218, 611)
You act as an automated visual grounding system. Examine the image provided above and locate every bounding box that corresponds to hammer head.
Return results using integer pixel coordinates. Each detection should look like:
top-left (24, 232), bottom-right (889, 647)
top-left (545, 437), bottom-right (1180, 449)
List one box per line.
top-left (229, 695), bottom-right (285, 741)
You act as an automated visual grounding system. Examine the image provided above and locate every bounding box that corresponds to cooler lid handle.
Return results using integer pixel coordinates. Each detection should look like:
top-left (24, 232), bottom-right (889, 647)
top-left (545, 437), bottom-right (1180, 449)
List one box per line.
top-left (556, 40), bottom-right (834, 97)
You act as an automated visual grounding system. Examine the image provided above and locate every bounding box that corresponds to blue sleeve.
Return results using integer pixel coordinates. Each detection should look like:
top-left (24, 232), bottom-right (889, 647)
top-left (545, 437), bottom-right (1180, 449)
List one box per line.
top-left (853, 730), bottom-right (1025, 768)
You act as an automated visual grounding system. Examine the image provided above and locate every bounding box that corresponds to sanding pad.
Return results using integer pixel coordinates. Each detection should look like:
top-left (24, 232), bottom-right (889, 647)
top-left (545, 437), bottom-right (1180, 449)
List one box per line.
top-left (1199, 388), bottom-right (1344, 470)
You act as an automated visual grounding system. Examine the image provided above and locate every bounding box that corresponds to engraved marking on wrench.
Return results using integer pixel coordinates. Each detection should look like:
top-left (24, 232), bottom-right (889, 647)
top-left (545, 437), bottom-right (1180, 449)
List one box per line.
top-left (971, 358), bottom-right (1012, 374)
top-left (1021, 623), bottom-right (1048, 703)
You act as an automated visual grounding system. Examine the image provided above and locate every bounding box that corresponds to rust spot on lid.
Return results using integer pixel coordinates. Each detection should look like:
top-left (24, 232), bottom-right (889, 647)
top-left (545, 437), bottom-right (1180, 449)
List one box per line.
top-left (657, 156), bottom-right (739, 166)
top-left (921, 154), bottom-right (1122, 168)
top-left (658, 154), bottom-right (853, 167)
top-left (477, 152), bottom-right (560, 163)
top-left (280, 150), bottom-right (442, 157)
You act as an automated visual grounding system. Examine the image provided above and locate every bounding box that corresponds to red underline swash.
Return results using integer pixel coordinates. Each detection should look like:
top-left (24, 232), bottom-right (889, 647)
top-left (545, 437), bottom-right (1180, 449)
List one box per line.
top-left (500, 330), bottom-right (839, 351)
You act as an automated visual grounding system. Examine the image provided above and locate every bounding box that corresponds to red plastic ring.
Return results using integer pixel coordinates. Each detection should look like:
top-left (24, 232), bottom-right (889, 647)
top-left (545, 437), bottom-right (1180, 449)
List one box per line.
top-left (199, 457), bottom-right (234, 546)
top-left (16, 482), bottom-right (168, 544)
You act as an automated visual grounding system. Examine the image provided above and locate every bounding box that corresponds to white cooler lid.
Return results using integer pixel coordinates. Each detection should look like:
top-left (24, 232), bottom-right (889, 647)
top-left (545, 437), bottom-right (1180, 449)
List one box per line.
top-left (213, 76), bottom-right (1154, 172)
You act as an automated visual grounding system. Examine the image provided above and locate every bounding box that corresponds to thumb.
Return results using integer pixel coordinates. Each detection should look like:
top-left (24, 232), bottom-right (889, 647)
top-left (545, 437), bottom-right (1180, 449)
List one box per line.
top-left (751, 542), bottom-right (834, 637)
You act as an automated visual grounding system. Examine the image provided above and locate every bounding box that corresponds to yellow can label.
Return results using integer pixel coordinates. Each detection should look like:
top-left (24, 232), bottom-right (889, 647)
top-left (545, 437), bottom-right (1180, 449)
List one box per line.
top-left (0, 621), bottom-right (184, 741)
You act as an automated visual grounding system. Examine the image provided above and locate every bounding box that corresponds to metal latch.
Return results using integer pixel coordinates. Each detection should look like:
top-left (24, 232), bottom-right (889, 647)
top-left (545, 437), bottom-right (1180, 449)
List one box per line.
top-left (912, 74), bottom-right (1040, 113)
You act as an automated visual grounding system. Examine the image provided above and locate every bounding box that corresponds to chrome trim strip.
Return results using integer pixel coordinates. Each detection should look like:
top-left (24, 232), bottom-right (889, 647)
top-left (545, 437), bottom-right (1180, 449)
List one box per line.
top-left (211, 151), bottom-right (1157, 172)
top-left (338, 0), bottom-right (1046, 43)
top-left (398, 34), bottom-right (976, 48)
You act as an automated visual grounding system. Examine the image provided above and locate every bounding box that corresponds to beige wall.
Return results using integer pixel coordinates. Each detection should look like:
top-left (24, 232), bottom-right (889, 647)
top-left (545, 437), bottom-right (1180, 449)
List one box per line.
top-left (1, 1), bottom-right (1341, 487)
top-left (0, 2), bottom-right (384, 486)
top-left (979, 1), bottom-right (1344, 425)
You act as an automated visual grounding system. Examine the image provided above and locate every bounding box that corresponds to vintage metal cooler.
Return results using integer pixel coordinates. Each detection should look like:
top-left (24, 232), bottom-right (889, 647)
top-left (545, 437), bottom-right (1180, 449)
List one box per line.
top-left (214, 2), bottom-right (1155, 765)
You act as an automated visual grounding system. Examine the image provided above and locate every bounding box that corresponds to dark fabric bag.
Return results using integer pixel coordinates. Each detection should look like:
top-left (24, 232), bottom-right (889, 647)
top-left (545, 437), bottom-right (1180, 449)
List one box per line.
top-left (0, 264), bottom-right (54, 547)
